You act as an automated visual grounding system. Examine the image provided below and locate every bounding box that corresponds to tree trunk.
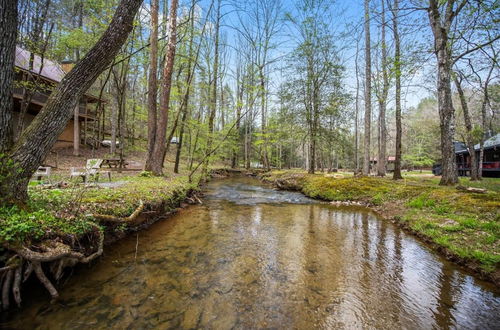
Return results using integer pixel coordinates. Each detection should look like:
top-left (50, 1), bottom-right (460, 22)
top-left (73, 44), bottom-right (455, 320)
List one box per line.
top-left (363, 0), bottom-right (372, 176)
top-left (428, 0), bottom-right (459, 185)
top-left (260, 66), bottom-right (270, 171)
top-left (0, 0), bottom-right (143, 204)
top-left (144, 0), bottom-right (159, 171)
top-left (149, 0), bottom-right (178, 176)
top-left (454, 76), bottom-right (478, 180)
top-left (0, 0), bottom-right (18, 153)
top-left (231, 65), bottom-right (243, 168)
top-left (174, 0), bottom-right (196, 174)
top-left (392, 0), bottom-right (403, 180)
top-left (202, 0), bottom-right (221, 177)
top-left (354, 37), bottom-right (360, 172)
top-left (377, 0), bottom-right (388, 177)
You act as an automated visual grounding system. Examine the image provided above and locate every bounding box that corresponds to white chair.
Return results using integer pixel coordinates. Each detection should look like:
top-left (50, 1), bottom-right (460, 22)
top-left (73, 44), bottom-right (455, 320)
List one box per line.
top-left (33, 166), bottom-right (52, 183)
top-left (70, 159), bottom-right (111, 183)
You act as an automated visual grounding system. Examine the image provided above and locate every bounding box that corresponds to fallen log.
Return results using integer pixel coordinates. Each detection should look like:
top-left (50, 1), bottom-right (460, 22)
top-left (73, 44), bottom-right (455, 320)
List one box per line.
top-left (456, 186), bottom-right (487, 194)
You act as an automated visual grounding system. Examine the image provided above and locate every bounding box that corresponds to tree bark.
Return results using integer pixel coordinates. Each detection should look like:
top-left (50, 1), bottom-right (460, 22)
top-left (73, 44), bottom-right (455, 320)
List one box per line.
top-left (392, 0), bottom-right (403, 180)
top-left (354, 36), bottom-right (360, 172)
top-left (1, 0), bottom-right (143, 203)
top-left (0, 0), bottom-right (18, 153)
top-left (231, 64), bottom-right (243, 168)
top-left (149, 0), bottom-right (178, 175)
top-left (428, 0), bottom-right (460, 185)
top-left (377, 0), bottom-right (388, 177)
top-left (454, 75), bottom-right (478, 180)
top-left (144, 0), bottom-right (159, 171)
top-left (202, 0), bottom-right (221, 177)
top-left (363, 0), bottom-right (372, 176)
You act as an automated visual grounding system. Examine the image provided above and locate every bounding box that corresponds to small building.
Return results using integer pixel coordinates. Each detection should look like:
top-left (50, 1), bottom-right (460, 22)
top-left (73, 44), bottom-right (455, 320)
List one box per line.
top-left (369, 156), bottom-right (396, 172)
top-left (455, 133), bottom-right (500, 177)
top-left (13, 46), bottom-right (102, 154)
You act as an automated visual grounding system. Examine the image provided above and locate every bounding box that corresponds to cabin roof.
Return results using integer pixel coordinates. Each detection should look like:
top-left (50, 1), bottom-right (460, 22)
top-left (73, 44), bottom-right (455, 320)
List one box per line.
top-left (475, 133), bottom-right (500, 150)
top-left (14, 46), bottom-right (102, 102)
top-left (454, 141), bottom-right (468, 154)
top-left (15, 46), bottom-right (66, 83)
top-left (455, 133), bottom-right (500, 154)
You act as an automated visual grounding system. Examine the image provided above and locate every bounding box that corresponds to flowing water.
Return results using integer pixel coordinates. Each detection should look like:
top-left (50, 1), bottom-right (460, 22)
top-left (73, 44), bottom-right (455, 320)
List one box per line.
top-left (2, 176), bottom-right (500, 329)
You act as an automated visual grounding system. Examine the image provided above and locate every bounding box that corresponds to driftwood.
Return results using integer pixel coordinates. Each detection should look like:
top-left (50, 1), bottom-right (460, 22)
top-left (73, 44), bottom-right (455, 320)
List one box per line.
top-left (456, 186), bottom-right (487, 194)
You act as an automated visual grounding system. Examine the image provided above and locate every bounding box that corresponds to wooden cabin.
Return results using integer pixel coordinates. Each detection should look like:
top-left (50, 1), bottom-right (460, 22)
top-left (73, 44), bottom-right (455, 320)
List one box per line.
top-left (455, 133), bottom-right (500, 177)
top-left (13, 46), bottom-right (102, 155)
top-left (369, 156), bottom-right (396, 172)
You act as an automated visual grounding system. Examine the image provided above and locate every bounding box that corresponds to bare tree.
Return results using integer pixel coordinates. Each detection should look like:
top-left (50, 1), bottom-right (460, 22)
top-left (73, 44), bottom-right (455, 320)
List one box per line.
top-left (376, 0), bottom-right (388, 177)
top-left (202, 0), bottom-right (221, 177)
top-left (453, 73), bottom-right (478, 180)
top-left (144, 0), bottom-right (159, 171)
top-left (363, 0), bottom-right (372, 175)
top-left (149, 0), bottom-right (179, 175)
top-left (391, 0), bottom-right (402, 180)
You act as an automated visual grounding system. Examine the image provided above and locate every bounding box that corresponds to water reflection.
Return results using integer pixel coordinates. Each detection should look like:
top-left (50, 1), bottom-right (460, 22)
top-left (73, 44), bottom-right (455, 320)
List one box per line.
top-left (2, 177), bottom-right (499, 329)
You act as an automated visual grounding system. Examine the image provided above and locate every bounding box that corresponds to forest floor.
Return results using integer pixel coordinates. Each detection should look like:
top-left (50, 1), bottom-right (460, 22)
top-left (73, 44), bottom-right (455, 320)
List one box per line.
top-left (260, 170), bottom-right (500, 285)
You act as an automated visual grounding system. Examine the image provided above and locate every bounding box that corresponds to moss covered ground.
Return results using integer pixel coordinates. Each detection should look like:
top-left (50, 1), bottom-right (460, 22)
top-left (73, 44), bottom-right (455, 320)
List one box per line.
top-left (261, 170), bottom-right (500, 280)
top-left (0, 175), bottom-right (199, 248)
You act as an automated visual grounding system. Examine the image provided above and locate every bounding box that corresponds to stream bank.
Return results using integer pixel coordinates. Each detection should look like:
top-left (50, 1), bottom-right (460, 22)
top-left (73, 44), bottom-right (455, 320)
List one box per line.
top-left (258, 170), bottom-right (500, 286)
top-left (3, 175), bottom-right (499, 329)
top-left (0, 174), bottom-right (202, 311)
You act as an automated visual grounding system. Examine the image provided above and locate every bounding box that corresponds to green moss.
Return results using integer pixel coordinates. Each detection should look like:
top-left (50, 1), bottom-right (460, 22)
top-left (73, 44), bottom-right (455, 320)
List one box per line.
top-left (0, 175), bottom-right (200, 246)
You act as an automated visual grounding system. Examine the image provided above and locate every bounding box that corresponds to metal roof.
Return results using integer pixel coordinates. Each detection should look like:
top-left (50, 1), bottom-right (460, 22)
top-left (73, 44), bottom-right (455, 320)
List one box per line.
top-left (454, 133), bottom-right (500, 154)
top-left (14, 46), bottom-right (102, 102)
top-left (15, 46), bottom-right (66, 83)
top-left (474, 133), bottom-right (500, 150)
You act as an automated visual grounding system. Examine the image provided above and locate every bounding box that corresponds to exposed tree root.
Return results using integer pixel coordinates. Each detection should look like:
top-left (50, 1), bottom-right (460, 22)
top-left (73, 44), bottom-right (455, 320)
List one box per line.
top-left (12, 265), bottom-right (22, 307)
top-left (33, 261), bottom-right (59, 302)
top-left (1, 225), bottom-right (104, 309)
top-left (2, 270), bottom-right (13, 310)
top-left (92, 200), bottom-right (145, 223)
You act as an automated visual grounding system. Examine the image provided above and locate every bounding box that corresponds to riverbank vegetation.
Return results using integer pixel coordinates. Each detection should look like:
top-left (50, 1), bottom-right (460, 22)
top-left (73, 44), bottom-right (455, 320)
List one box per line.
top-left (0, 174), bottom-right (199, 308)
top-left (261, 170), bottom-right (499, 281)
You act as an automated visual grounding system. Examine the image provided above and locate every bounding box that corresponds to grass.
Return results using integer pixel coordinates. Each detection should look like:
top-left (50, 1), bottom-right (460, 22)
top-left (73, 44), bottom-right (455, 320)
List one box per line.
top-left (261, 170), bottom-right (500, 275)
top-left (0, 175), bottom-right (200, 247)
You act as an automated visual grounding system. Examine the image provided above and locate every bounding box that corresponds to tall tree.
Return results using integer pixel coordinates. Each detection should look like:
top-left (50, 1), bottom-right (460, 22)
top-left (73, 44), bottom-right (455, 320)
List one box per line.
top-left (391, 0), bottom-right (402, 180)
top-left (0, 0), bottom-right (143, 204)
top-left (202, 0), bottom-right (221, 177)
top-left (0, 0), bottom-right (18, 153)
top-left (376, 0), bottom-right (388, 177)
top-left (149, 0), bottom-right (179, 175)
top-left (427, 0), bottom-right (464, 185)
top-left (454, 73), bottom-right (478, 180)
top-left (144, 0), bottom-right (159, 171)
top-left (363, 0), bottom-right (372, 176)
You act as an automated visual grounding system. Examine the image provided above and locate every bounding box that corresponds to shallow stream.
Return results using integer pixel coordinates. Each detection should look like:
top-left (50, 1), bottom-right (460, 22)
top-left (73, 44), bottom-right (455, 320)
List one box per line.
top-left (3, 176), bottom-right (499, 329)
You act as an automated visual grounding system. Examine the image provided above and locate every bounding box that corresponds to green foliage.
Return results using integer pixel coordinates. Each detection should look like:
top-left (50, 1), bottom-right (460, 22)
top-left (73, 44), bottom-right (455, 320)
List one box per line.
top-left (0, 206), bottom-right (94, 244)
top-left (0, 175), bottom-right (199, 246)
top-left (139, 171), bottom-right (154, 177)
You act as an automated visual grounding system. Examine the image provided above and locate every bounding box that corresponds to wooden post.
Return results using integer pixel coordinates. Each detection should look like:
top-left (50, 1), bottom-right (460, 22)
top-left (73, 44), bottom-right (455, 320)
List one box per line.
top-left (73, 102), bottom-right (80, 156)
